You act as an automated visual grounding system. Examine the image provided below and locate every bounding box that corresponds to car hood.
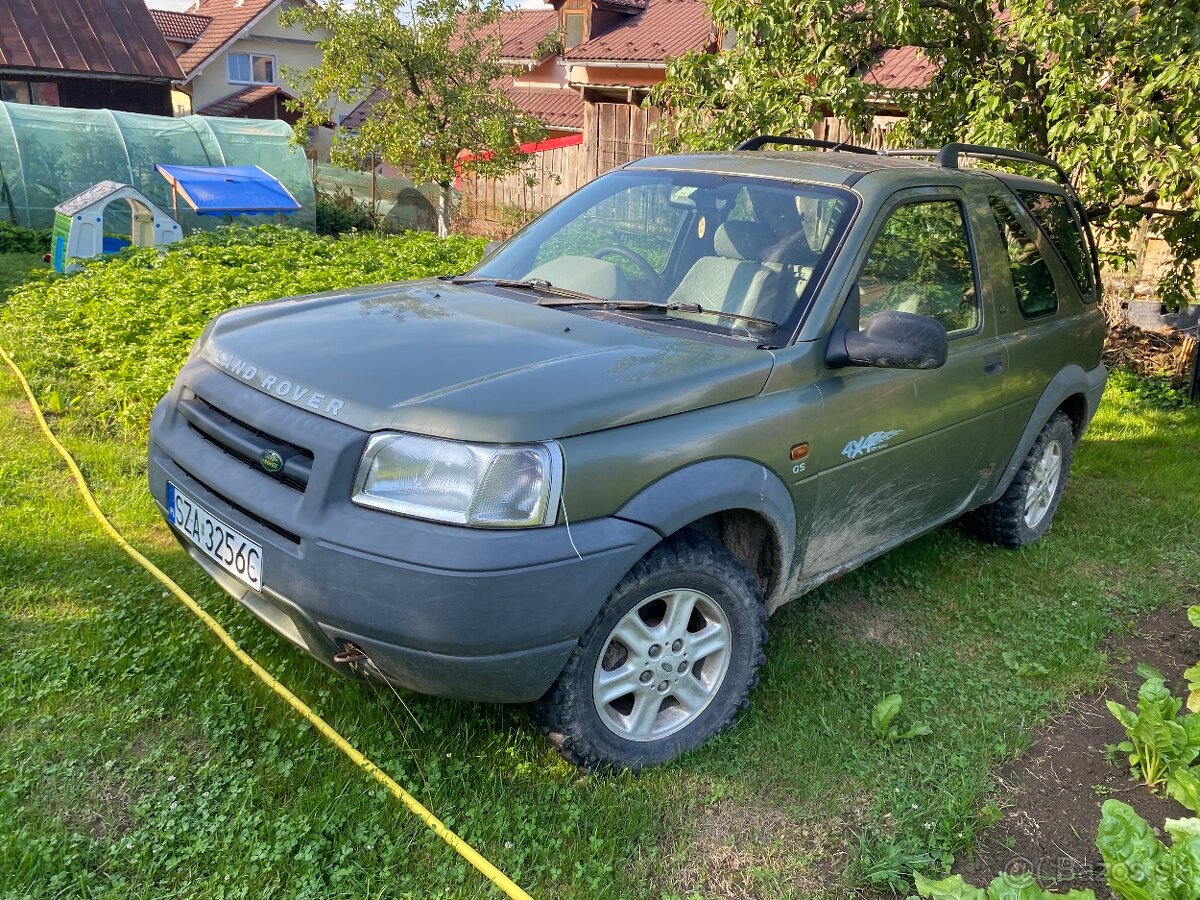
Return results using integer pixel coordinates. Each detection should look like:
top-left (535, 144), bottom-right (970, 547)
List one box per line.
top-left (198, 280), bottom-right (776, 442)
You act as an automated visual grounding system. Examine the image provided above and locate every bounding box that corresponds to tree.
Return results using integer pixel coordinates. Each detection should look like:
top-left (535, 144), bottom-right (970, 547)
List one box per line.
top-left (653, 0), bottom-right (1200, 307)
top-left (283, 0), bottom-right (545, 237)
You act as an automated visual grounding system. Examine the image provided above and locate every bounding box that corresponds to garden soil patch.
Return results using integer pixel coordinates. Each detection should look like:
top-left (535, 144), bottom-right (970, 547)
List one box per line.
top-left (954, 606), bottom-right (1196, 894)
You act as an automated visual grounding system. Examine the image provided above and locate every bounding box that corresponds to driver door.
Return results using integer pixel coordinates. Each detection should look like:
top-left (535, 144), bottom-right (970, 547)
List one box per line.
top-left (804, 188), bottom-right (1010, 576)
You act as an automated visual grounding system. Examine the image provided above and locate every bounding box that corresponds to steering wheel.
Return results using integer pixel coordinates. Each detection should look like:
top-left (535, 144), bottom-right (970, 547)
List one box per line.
top-left (591, 246), bottom-right (664, 295)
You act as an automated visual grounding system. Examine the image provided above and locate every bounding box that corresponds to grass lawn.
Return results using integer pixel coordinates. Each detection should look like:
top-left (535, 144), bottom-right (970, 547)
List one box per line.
top-left (1, 248), bottom-right (1198, 897)
top-left (0, 253), bottom-right (46, 296)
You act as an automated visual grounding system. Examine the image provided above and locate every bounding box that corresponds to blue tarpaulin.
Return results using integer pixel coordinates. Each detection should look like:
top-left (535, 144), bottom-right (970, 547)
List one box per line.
top-left (155, 164), bottom-right (301, 216)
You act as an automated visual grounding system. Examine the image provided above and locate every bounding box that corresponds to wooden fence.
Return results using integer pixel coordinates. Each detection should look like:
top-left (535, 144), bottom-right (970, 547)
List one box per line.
top-left (456, 103), bottom-right (665, 236)
top-left (456, 106), bottom-right (898, 235)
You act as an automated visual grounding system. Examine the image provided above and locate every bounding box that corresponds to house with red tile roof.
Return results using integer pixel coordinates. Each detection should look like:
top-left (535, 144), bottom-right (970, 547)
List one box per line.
top-left (148, 0), bottom-right (352, 136)
top-left (555, 0), bottom-right (712, 105)
top-left (0, 0), bottom-right (182, 115)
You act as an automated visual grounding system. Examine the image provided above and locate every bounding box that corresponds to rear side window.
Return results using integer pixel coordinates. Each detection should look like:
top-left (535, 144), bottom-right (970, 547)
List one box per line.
top-left (988, 196), bottom-right (1059, 318)
top-left (858, 200), bottom-right (979, 333)
top-left (1016, 190), bottom-right (1094, 297)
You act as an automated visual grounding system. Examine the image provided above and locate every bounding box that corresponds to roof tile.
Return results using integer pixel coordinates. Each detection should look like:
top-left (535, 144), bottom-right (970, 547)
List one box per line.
top-left (197, 82), bottom-right (291, 115)
top-left (150, 9), bottom-right (214, 45)
top-left (863, 46), bottom-right (937, 90)
top-left (494, 8), bottom-right (558, 59)
top-left (563, 0), bottom-right (711, 64)
top-left (176, 0), bottom-right (278, 76)
top-left (505, 82), bottom-right (583, 129)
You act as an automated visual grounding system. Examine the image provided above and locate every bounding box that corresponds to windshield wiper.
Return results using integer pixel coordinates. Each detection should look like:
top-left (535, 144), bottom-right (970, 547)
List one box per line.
top-left (538, 297), bottom-right (778, 329)
top-left (452, 277), bottom-right (778, 328)
top-left (448, 276), bottom-right (602, 303)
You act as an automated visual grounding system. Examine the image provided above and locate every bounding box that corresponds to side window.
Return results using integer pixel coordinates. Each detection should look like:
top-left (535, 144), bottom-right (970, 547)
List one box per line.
top-left (989, 196), bottom-right (1059, 318)
top-left (858, 200), bottom-right (979, 333)
top-left (1016, 190), bottom-right (1094, 297)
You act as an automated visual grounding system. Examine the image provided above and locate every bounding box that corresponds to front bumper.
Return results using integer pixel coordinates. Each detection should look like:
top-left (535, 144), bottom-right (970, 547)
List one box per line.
top-left (148, 361), bottom-right (659, 703)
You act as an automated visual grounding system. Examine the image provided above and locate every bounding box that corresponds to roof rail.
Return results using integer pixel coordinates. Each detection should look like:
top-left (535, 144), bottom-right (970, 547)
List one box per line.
top-left (887, 143), bottom-right (1100, 296)
top-left (734, 135), bottom-right (880, 156)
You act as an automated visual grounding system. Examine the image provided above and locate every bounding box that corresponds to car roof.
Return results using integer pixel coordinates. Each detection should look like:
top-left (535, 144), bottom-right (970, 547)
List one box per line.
top-left (625, 150), bottom-right (1062, 193)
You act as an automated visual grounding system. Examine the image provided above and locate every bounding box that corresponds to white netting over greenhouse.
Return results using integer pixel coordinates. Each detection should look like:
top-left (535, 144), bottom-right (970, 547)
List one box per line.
top-left (0, 102), bottom-right (315, 232)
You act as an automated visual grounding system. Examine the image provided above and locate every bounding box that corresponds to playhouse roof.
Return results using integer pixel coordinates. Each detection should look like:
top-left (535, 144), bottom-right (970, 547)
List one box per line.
top-left (54, 180), bottom-right (174, 220)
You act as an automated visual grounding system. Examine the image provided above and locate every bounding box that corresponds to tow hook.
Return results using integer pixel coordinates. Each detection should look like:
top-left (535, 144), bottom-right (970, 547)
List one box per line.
top-left (333, 644), bottom-right (368, 665)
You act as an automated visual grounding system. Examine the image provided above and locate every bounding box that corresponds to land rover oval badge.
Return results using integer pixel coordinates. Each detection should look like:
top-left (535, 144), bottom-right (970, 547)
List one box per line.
top-left (260, 449), bottom-right (284, 474)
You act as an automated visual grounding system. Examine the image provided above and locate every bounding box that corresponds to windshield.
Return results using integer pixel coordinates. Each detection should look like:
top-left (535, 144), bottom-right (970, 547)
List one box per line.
top-left (468, 168), bottom-right (855, 338)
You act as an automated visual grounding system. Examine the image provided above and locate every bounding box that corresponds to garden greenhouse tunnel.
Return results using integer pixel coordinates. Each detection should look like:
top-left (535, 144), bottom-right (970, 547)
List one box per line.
top-left (0, 101), bottom-right (315, 235)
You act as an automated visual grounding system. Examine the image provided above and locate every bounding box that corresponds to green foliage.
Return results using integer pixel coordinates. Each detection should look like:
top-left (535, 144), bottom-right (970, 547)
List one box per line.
top-left (1186, 605), bottom-right (1200, 715)
top-left (1106, 677), bottom-right (1200, 803)
top-left (314, 186), bottom-right (380, 235)
top-left (1096, 801), bottom-right (1200, 900)
top-left (281, 0), bottom-right (545, 236)
top-left (0, 226), bottom-right (484, 433)
top-left (853, 834), bottom-right (934, 893)
top-left (915, 803), bottom-right (1200, 900)
top-left (653, 0), bottom-right (1200, 306)
top-left (913, 870), bottom-right (1097, 899)
top-left (1106, 368), bottom-right (1190, 412)
top-left (871, 692), bottom-right (931, 743)
top-left (1107, 606), bottom-right (1200, 812)
top-left (0, 222), bottom-right (50, 254)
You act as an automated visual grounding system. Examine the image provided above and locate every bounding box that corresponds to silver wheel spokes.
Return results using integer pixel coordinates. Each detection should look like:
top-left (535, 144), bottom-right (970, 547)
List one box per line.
top-left (1023, 439), bottom-right (1063, 528)
top-left (592, 588), bottom-right (731, 742)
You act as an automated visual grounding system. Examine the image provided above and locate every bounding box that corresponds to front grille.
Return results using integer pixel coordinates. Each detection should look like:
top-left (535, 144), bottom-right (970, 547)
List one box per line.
top-left (171, 458), bottom-right (302, 545)
top-left (179, 393), bottom-right (314, 492)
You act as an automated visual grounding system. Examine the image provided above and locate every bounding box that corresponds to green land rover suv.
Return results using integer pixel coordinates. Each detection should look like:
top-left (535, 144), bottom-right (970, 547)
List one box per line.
top-left (149, 139), bottom-right (1107, 770)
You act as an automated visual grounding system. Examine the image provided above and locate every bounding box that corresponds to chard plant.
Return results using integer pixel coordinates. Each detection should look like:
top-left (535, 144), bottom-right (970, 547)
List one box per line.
top-left (1185, 606), bottom-right (1200, 714)
top-left (872, 693), bottom-right (931, 744)
top-left (912, 801), bottom-right (1200, 900)
top-left (1106, 606), bottom-right (1200, 812)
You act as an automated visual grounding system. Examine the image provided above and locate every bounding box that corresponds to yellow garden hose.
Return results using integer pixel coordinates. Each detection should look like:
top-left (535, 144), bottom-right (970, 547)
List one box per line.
top-left (0, 344), bottom-right (534, 900)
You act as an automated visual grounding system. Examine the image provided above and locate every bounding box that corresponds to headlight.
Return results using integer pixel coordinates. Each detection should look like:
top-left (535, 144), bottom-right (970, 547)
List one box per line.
top-left (351, 433), bottom-right (561, 528)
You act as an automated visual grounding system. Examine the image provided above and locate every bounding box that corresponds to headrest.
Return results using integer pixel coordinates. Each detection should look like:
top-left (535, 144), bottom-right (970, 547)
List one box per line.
top-left (713, 221), bottom-right (776, 261)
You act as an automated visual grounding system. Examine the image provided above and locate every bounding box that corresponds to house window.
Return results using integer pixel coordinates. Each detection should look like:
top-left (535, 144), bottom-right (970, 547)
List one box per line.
top-left (563, 12), bottom-right (586, 49)
top-left (227, 53), bottom-right (276, 85)
top-left (1, 79), bottom-right (59, 106)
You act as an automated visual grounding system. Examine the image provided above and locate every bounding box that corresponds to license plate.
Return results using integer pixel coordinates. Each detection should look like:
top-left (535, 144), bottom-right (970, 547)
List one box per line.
top-left (167, 482), bottom-right (263, 591)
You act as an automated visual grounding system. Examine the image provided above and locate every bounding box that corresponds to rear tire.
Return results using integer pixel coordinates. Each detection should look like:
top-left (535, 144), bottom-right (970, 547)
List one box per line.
top-left (971, 411), bottom-right (1075, 548)
top-left (531, 532), bottom-right (766, 772)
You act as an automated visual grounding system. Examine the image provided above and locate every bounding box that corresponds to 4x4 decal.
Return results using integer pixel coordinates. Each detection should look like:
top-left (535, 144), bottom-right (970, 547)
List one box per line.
top-left (842, 430), bottom-right (903, 460)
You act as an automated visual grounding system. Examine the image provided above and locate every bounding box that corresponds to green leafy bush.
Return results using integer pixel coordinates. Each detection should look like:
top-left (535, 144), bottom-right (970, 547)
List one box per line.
top-left (1107, 606), bottom-right (1200, 812)
top-left (1106, 677), bottom-right (1200, 808)
top-left (913, 802), bottom-right (1200, 900)
top-left (315, 186), bottom-right (380, 235)
top-left (1096, 800), bottom-right (1200, 900)
top-left (0, 222), bottom-right (50, 254)
top-left (0, 225), bottom-right (484, 431)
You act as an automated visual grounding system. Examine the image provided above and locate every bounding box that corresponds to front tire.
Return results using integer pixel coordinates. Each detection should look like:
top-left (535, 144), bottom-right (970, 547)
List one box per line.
top-left (531, 532), bottom-right (767, 772)
top-left (971, 411), bottom-right (1075, 548)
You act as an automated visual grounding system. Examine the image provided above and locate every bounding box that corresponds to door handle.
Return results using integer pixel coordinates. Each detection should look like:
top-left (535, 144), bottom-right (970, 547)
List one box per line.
top-left (983, 352), bottom-right (1004, 375)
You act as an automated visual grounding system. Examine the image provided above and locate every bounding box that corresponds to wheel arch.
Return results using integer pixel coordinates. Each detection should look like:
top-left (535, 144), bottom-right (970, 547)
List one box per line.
top-left (613, 458), bottom-right (796, 609)
top-left (985, 365), bottom-right (1096, 505)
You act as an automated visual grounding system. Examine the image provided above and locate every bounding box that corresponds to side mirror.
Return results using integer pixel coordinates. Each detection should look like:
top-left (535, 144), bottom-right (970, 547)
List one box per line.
top-left (842, 311), bottom-right (948, 369)
top-left (826, 286), bottom-right (948, 370)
